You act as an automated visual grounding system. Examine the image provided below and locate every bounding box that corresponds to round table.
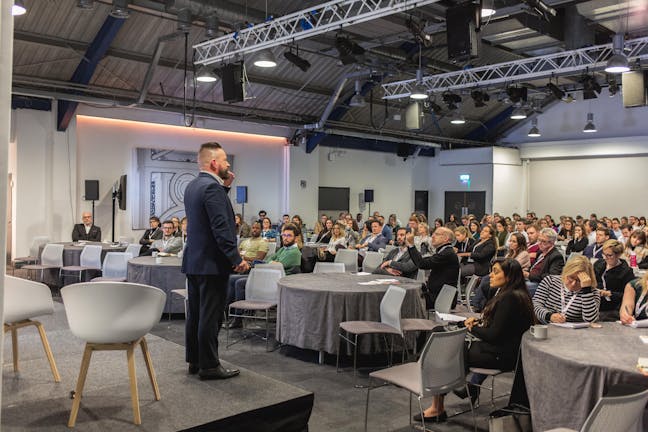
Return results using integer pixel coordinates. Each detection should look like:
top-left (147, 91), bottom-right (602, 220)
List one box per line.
top-left (39, 241), bottom-right (127, 267)
top-left (276, 273), bottom-right (425, 355)
top-left (127, 256), bottom-right (185, 314)
top-left (521, 322), bottom-right (648, 431)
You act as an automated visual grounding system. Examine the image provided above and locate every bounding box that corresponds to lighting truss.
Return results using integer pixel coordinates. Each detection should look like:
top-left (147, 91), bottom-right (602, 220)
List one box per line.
top-left (193, 0), bottom-right (441, 66)
top-left (381, 36), bottom-right (648, 99)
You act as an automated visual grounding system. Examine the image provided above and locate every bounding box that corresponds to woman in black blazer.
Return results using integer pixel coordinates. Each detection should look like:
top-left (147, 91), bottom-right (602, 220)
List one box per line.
top-left (566, 224), bottom-right (588, 255)
top-left (460, 224), bottom-right (497, 277)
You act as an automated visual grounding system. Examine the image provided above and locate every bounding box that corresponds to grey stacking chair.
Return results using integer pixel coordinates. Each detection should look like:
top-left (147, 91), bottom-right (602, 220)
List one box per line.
top-left (336, 285), bottom-right (406, 387)
top-left (545, 386), bottom-right (648, 432)
top-left (334, 249), bottom-right (358, 272)
top-left (254, 262), bottom-right (286, 277)
top-left (23, 243), bottom-right (64, 284)
top-left (464, 275), bottom-right (481, 313)
top-left (59, 244), bottom-right (103, 284)
top-left (125, 243), bottom-right (142, 258)
top-left (12, 236), bottom-right (49, 273)
top-left (91, 252), bottom-right (132, 282)
top-left (364, 327), bottom-right (475, 432)
top-left (118, 236), bottom-right (134, 244)
top-left (361, 251), bottom-right (383, 273)
top-left (313, 262), bottom-right (345, 273)
top-left (266, 242), bottom-right (277, 256)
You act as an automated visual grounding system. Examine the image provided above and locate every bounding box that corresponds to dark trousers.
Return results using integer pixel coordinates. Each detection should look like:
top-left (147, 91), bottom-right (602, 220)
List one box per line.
top-left (185, 274), bottom-right (228, 370)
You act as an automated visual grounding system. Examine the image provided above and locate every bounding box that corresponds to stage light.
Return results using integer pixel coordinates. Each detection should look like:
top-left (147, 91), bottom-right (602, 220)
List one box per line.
top-left (527, 118), bottom-right (541, 137)
top-left (605, 34), bottom-right (630, 73)
top-left (283, 50), bottom-right (311, 72)
top-left (583, 112), bottom-right (597, 133)
top-left (110, 0), bottom-right (130, 18)
top-left (12, 0), bottom-right (26, 15)
top-left (253, 49), bottom-right (277, 68)
top-left (196, 66), bottom-right (218, 83)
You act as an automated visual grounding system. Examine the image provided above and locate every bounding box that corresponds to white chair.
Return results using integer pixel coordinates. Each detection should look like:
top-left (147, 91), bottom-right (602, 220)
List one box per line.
top-left (336, 285), bottom-right (406, 387)
top-left (266, 242), bottom-right (277, 256)
top-left (313, 262), bottom-right (346, 273)
top-left (227, 268), bottom-right (283, 351)
top-left (59, 244), bottom-right (103, 284)
top-left (23, 243), bottom-right (65, 283)
top-left (171, 288), bottom-right (188, 317)
top-left (254, 262), bottom-right (286, 277)
top-left (91, 252), bottom-right (133, 282)
top-left (118, 236), bottom-right (134, 244)
top-left (567, 251), bottom-right (583, 261)
top-left (464, 275), bottom-right (481, 313)
top-left (364, 328), bottom-right (474, 432)
top-left (61, 282), bottom-right (166, 426)
top-left (125, 243), bottom-right (142, 258)
top-left (334, 249), bottom-right (359, 272)
top-left (416, 269), bottom-right (429, 283)
top-left (545, 386), bottom-right (648, 432)
top-left (362, 251), bottom-right (384, 273)
top-left (12, 236), bottom-right (49, 273)
top-left (3, 276), bottom-right (60, 382)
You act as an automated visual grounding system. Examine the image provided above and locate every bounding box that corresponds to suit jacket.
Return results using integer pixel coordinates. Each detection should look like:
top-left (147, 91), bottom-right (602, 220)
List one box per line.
top-left (139, 227), bottom-right (162, 246)
top-left (528, 247), bottom-right (565, 283)
top-left (360, 233), bottom-right (388, 252)
top-left (469, 240), bottom-right (497, 276)
top-left (373, 247), bottom-right (418, 279)
top-left (72, 224), bottom-right (101, 242)
top-left (408, 243), bottom-right (459, 307)
top-left (181, 172), bottom-right (241, 276)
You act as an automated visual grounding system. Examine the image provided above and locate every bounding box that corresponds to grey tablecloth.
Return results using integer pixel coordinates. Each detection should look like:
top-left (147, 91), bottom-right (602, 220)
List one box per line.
top-left (39, 242), bottom-right (127, 267)
top-left (276, 273), bottom-right (425, 355)
top-left (522, 322), bottom-right (648, 431)
top-left (127, 256), bottom-right (185, 314)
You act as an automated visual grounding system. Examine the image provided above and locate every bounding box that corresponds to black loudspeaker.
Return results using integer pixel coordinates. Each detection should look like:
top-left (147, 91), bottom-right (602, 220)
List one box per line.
top-left (236, 186), bottom-right (248, 204)
top-left (221, 62), bottom-right (245, 103)
top-left (446, 2), bottom-right (479, 61)
top-left (85, 180), bottom-right (99, 201)
top-left (364, 189), bottom-right (374, 203)
top-left (118, 175), bottom-right (127, 210)
top-left (397, 143), bottom-right (410, 157)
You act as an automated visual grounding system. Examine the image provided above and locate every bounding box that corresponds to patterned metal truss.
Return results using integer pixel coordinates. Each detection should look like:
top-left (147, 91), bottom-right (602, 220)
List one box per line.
top-left (381, 36), bottom-right (648, 99)
top-left (193, 0), bottom-right (441, 66)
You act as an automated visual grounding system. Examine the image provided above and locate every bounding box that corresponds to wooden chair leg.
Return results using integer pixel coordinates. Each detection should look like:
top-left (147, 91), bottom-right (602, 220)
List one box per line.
top-left (35, 321), bottom-right (61, 382)
top-left (11, 327), bottom-right (18, 373)
top-left (68, 345), bottom-right (93, 427)
top-left (127, 344), bottom-right (141, 425)
top-left (139, 338), bottom-right (160, 401)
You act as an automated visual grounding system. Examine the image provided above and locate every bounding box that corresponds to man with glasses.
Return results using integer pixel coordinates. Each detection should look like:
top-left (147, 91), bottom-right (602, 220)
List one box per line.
top-left (525, 228), bottom-right (565, 288)
top-left (72, 211), bottom-right (101, 242)
top-left (139, 216), bottom-right (162, 253)
top-left (145, 220), bottom-right (183, 255)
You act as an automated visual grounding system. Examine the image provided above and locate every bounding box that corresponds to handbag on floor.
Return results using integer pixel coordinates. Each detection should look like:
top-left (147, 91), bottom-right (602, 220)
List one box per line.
top-left (489, 404), bottom-right (532, 432)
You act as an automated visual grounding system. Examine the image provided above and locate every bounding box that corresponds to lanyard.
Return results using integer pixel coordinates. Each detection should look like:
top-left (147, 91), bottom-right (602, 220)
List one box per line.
top-left (560, 287), bottom-right (577, 315)
top-left (149, 227), bottom-right (159, 240)
top-left (593, 244), bottom-right (603, 257)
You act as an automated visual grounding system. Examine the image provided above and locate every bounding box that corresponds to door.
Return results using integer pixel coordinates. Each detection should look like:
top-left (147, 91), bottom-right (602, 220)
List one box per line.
top-left (414, 190), bottom-right (428, 219)
top-left (444, 191), bottom-right (486, 221)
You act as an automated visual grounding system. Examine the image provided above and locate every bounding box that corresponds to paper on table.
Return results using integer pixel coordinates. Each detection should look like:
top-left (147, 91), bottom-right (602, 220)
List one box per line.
top-left (354, 272), bottom-right (372, 276)
top-left (357, 279), bottom-right (400, 285)
top-left (550, 322), bottom-right (590, 329)
top-left (629, 319), bottom-right (648, 328)
top-left (435, 312), bottom-right (466, 322)
top-left (640, 335), bottom-right (648, 344)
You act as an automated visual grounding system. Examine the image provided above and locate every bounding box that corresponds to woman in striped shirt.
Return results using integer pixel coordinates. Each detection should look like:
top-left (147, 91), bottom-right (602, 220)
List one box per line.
top-left (532, 255), bottom-right (600, 324)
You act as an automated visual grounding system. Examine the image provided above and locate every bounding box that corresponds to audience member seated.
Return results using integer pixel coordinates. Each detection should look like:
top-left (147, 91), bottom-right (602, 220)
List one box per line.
top-left (495, 220), bottom-right (508, 254)
top-left (235, 213), bottom-right (251, 238)
top-left (472, 232), bottom-right (530, 312)
top-left (313, 214), bottom-right (328, 236)
top-left (141, 220), bottom-right (183, 255)
top-left (413, 222), bottom-right (431, 255)
top-left (584, 220), bottom-right (597, 245)
top-left (454, 226), bottom-right (475, 264)
top-left (319, 223), bottom-right (347, 262)
top-left (532, 255), bottom-right (600, 324)
top-left (226, 225), bottom-right (302, 328)
top-left (256, 209), bottom-right (267, 225)
top-left (72, 212), bottom-right (101, 242)
top-left (139, 216), bottom-right (162, 253)
top-left (406, 227), bottom-right (459, 309)
top-left (565, 224), bottom-right (588, 255)
top-left (414, 259), bottom-right (534, 422)
top-left (238, 222), bottom-right (268, 263)
top-left (460, 224), bottom-right (497, 278)
top-left (557, 218), bottom-right (574, 241)
top-left (179, 217), bottom-right (187, 253)
top-left (525, 228), bottom-right (564, 286)
top-left (621, 229), bottom-right (648, 269)
top-left (620, 271), bottom-right (648, 324)
top-left (260, 217), bottom-right (278, 241)
top-left (594, 239), bottom-right (635, 321)
top-left (514, 219), bottom-right (529, 242)
top-left (373, 227), bottom-right (417, 279)
top-left (583, 227), bottom-right (611, 259)
top-left (344, 218), bottom-right (360, 248)
top-left (354, 220), bottom-right (388, 255)
top-left (468, 220), bottom-right (481, 241)
top-left (315, 219), bottom-right (334, 243)
top-left (171, 216), bottom-right (181, 237)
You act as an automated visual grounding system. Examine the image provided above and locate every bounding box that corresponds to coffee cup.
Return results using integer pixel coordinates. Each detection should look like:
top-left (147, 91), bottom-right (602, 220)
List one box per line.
top-left (155, 256), bottom-right (163, 264)
top-left (530, 324), bottom-right (548, 340)
top-left (151, 251), bottom-right (158, 258)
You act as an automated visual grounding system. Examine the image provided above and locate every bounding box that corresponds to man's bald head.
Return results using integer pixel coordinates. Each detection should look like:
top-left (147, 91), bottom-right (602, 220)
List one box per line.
top-left (82, 212), bottom-right (93, 226)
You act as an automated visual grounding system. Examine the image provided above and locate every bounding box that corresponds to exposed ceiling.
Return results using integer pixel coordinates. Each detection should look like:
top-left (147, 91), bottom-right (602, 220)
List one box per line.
top-left (11, 0), bottom-right (648, 153)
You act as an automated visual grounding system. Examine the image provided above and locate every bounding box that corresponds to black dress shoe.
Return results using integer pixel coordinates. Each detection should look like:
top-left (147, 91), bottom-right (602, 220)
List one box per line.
top-left (412, 411), bottom-right (447, 423)
top-left (188, 363), bottom-right (199, 375)
top-left (198, 365), bottom-right (240, 380)
top-left (454, 384), bottom-right (480, 406)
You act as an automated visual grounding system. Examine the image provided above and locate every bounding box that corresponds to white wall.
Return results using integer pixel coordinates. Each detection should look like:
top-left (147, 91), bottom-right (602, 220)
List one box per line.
top-left (492, 147), bottom-right (525, 216)
top-left (288, 144), bottom-right (320, 227)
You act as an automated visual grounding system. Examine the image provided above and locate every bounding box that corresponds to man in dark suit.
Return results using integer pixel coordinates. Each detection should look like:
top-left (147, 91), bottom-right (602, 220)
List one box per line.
top-left (71, 212), bottom-right (101, 241)
top-left (406, 227), bottom-right (460, 309)
top-left (138, 216), bottom-right (162, 253)
top-left (373, 227), bottom-right (418, 279)
top-left (526, 227), bottom-right (565, 284)
top-left (182, 142), bottom-right (249, 380)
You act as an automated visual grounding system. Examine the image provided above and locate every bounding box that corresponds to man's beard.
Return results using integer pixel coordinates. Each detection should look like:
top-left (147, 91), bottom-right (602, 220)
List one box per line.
top-left (218, 167), bottom-right (230, 180)
top-left (283, 239), bottom-right (295, 247)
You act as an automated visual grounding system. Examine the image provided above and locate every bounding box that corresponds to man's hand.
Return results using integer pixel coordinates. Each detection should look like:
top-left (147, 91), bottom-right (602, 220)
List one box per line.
top-left (550, 313), bottom-right (566, 323)
top-left (224, 170), bottom-right (235, 188)
top-left (380, 260), bottom-right (392, 269)
top-left (385, 268), bottom-right (401, 276)
top-left (234, 260), bottom-right (250, 273)
top-left (405, 232), bottom-right (415, 246)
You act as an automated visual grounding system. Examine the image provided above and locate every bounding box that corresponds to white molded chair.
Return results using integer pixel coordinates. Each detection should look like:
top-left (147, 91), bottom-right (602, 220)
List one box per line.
top-left (125, 243), bottom-right (142, 258)
top-left (61, 282), bottom-right (166, 427)
top-left (12, 236), bottom-right (50, 273)
top-left (364, 328), bottom-right (474, 432)
top-left (254, 262), bottom-right (286, 278)
top-left (227, 268), bottom-right (283, 351)
top-left (336, 285), bottom-right (406, 387)
top-left (118, 236), bottom-right (134, 244)
top-left (23, 243), bottom-right (65, 283)
top-left (545, 386), bottom-right (648, 432)
top-left (59, 244), bottom-right (103, 284)
top-left (313, 262), bottom-right (346, 273)
top-left (334, 249), bottom-right (359, 272)
top-left (362, 251), bottom-right (384, 273)
top-left (3, 276), bottom-right (60, 382)
top-left (91, 252), bottom-right (133, 282)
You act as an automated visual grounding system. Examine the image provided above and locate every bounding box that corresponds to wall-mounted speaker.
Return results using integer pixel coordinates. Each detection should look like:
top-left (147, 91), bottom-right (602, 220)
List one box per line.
top-left (364, 189), bottom-right (374, 203)
top-left (446, 2), bottom-right (479, 61)
top-left (622, 71), bottom-right (647, 108)
top-left (236, 186), bottom-right (248, 204)
top-left (397, 143), bottom-right (410, 158)
top-left (221, 62), bottom-right (245, 103)
top-left (84, 180), bottom-right (99, 201)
